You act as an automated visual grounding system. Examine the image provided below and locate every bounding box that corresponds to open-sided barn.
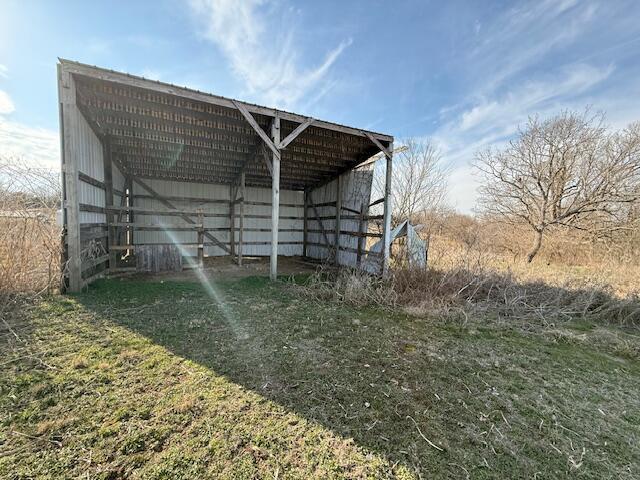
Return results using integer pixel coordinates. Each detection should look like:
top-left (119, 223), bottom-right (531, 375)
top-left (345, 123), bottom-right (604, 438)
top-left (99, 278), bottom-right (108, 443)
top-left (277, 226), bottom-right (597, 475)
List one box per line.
top-left (57, 59), bottom-right (394, 291)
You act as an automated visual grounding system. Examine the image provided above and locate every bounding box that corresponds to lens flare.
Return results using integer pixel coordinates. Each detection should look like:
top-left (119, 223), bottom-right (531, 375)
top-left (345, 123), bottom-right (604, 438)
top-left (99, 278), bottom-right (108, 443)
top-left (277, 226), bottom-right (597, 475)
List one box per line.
top-left (160, 222), bottom-right (248, 340)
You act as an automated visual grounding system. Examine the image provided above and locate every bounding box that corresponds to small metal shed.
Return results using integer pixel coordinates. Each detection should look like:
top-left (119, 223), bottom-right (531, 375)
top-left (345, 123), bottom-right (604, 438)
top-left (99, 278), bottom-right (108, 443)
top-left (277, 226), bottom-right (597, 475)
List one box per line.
top-left (57, 59), bottom-right (394, 291)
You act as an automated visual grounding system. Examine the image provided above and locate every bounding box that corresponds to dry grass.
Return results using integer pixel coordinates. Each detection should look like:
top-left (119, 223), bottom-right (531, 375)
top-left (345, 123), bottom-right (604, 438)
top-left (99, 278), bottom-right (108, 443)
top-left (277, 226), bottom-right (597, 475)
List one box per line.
top-left (0, 216), bottom-right (61, 294)
top-left (0, 157), bottom-right (62, 296)
top-left (303, 234), bottom-right (640, 331)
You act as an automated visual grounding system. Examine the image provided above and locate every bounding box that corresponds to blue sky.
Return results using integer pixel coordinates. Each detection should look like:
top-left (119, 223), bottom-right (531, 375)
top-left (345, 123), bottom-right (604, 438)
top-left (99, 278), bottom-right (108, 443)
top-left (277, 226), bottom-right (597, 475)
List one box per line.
top-left (1, 0), bottom-right (640, 211)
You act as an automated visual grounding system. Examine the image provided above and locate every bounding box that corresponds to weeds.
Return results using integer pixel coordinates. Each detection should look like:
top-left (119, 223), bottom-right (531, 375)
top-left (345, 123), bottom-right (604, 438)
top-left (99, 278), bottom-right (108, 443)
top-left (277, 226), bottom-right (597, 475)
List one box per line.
top-left (0, 157), bottom-right (62, 295)
top-left (301, 262), bottom-right (640, 329)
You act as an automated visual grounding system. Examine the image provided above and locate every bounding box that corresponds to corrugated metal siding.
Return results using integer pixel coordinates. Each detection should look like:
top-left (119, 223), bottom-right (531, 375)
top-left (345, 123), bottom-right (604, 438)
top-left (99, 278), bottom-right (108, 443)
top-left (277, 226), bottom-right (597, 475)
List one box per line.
top-left (307, 167), bottom-right (374, 267)
top-left (113, 162), bottom-right (125, 196)
top-left (131, 179), bottom-right (304, 257)
top-left (74, 111), bottom-right (106, 225)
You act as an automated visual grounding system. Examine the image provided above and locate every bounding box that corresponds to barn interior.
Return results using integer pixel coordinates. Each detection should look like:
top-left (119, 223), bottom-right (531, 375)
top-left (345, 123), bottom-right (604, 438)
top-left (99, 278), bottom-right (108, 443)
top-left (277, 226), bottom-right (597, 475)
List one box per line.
top-left (58, 59), bottom-right (394, 291)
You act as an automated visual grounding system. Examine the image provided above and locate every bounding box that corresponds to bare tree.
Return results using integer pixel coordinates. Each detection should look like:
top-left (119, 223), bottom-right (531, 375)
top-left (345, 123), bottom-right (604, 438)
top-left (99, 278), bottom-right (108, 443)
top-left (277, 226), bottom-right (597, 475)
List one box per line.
top-left (476, 111), bottom-right (640, 262)
top-left (373, 138), bottom-right (449, 228)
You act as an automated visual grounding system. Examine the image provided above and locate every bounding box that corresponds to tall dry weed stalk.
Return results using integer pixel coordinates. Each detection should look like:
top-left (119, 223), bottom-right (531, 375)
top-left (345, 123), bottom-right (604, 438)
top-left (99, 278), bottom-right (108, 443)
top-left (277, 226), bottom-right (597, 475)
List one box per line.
top-left (303, 243), bottom-right (640, 328)
top-left (0, 157), bottom-right (62, 296)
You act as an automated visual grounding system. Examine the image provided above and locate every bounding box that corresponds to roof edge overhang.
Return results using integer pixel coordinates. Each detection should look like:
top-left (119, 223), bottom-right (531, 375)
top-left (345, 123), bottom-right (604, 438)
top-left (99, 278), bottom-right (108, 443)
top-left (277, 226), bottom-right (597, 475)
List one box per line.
top-left (58, 58), bottom-right (394, 145)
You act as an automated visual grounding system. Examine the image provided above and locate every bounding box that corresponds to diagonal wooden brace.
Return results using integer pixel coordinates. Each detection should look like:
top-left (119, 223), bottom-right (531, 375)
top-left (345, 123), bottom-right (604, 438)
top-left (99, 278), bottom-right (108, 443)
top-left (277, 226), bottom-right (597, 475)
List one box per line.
top-left (363, 131), bottom-right (392, 159)
top-left (133, 178), bottom-right (231, 254)
top-left (233, 99), bottom-right (281, 161)
top-left (278, 117), bottom-right (314, 149)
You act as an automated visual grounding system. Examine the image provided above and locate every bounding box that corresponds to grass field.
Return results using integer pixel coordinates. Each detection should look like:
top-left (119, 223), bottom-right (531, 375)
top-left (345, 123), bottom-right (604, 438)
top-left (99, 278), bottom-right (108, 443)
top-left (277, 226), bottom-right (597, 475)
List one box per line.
top-left (1, 276), bottom-right (639, 479)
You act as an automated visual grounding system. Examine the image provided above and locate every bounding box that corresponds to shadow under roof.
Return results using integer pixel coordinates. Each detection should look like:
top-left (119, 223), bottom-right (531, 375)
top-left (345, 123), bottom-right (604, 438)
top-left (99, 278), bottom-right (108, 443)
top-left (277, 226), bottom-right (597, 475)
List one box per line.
top-left (60, 59), bottom-right (393, 191)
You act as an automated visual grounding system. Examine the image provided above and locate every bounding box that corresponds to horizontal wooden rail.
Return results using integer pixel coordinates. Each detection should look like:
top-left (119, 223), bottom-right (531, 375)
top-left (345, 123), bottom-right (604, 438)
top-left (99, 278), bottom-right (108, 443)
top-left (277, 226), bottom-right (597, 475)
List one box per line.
top-left (78, 173), bottom-right (124, 196)
top-left (79, 203), bottom-right (106, 214)
top-left (133, 194), bottom-right (230, 205)
top-left (309, 228), bottom-right (380, 238)
top-left (339, 230), bottom-right (383, 238)
top-left (307, 214), bottom-right (383, 221)
top-left (305, 201), bottom-right (336, 209)
top-left (109, 223), bottom-right (305, 234)
top-left (106, 206), bottom-right (304, 221)
top-left (106, 206), bottom-right (227, 218)
top-left (78, 171), bottom-right (105, 190)
top-left (343, 214), bottom-right (384, 221)
top-left (133, 194), bottom-right (302, 209)
top-left (110, 241), bottom-right (304, 250)
top-left (306, 242), bottom-right (381, 257)
top-left (243, 214), bottom-right (301, 220)
top-left (111, 222), bottom-right (202, 231)
top-left (80, 222), bottom-right (107, 229)
top-left (340, 205), bottom-right (361, 215)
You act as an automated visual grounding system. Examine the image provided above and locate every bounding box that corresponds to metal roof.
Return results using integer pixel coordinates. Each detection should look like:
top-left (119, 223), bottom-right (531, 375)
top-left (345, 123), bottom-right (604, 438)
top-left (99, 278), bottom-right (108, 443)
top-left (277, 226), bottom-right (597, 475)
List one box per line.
top-left (60, 59), bottom-right (393, 191)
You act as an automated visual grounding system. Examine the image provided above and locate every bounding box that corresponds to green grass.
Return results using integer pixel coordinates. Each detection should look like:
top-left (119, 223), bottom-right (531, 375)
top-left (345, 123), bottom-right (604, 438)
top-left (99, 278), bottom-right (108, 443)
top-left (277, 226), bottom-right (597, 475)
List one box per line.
top-left (1, 276), bottom-right (639, 478)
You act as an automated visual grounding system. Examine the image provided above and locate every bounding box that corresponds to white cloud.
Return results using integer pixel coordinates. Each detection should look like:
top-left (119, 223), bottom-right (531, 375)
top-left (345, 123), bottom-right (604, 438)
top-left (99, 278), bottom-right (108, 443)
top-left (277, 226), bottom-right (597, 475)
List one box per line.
top-left (447, 164), bottom-right (481, 214)
top-left (0, 64), bottom-right (8, 79)
top-left (458, 63), bottom-right (614, 134)
top-left (188, 0), bottom-right (351, 110)
top-left (0, 87), bottom-right (58, 169)
top-left (0, 90), bottom-right (15, 114)
top-left (0, 116), bottom-right (59, 169)
top-left (433, 63), bottom-right (615, 213)
top-left (427, 0), bottom-right (633, 213)
top-left (472, 0), bottom-right (597, 94)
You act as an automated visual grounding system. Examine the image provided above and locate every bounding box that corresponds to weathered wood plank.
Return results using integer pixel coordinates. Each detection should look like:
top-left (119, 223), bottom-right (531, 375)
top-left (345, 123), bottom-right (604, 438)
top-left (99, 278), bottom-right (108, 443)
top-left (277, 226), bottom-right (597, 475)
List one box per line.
top-left (238, 171), bottom-right (245, 266)
top-left (270, 115), bottom-right (281, 281)
top-left (382, 141), bottom-right (394, 276)
top-left (334, 175), bottom-right (342, 265)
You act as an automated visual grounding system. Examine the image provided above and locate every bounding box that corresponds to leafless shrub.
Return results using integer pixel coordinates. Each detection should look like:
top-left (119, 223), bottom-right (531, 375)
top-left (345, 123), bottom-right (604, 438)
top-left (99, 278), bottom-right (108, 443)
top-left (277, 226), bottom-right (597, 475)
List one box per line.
top-left (0, 156), bottom-right (62, 295)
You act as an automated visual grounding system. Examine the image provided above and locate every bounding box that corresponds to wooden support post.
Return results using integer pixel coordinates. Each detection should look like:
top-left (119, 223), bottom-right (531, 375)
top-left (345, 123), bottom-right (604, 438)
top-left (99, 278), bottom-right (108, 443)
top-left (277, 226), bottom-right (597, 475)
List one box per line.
top-left (127, 175), bottom-right (134, 250)
top-left (116, 185), bottom-right (127, 247)
top-left (229, 184), bottom-right (236, 258)
top-left (356, 203), bottom-right (365, 267)
top-left (270, 115), bottom-right (281, 281)
top-left (58, 65), bottom-right (82, 292)
top-left (334, 175), bottom-right (342, 265)
top-left (303, 191), bottom-right (309, 258)
top-left (238, 171), bottom-right (245, 266)
top-left (197, 210), bottom-right (204, 268)
top-left (103, 137), bottom-right (116, 272)
top-left (382, 141), bottom-right (394, 277)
